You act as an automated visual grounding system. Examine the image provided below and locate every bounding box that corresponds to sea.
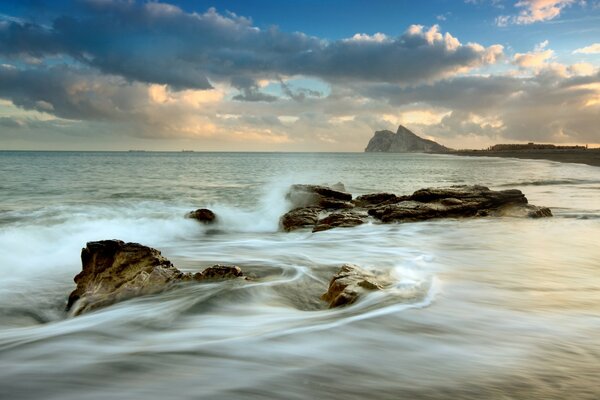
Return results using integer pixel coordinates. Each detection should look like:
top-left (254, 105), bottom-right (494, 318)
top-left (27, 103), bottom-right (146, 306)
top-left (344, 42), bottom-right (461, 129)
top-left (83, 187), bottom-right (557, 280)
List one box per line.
top-left (0, 151), bottom-right (599, 399)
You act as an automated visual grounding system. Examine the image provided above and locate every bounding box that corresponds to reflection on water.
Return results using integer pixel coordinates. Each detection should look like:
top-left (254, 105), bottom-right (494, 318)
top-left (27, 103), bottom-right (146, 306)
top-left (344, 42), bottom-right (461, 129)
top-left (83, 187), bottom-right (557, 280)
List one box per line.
top-left (0, 152), bottom-right (599, 399)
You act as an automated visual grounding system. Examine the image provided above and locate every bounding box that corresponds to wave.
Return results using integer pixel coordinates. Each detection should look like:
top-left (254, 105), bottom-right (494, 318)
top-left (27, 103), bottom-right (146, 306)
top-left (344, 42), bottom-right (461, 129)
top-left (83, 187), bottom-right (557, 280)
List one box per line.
top-left (498, 178), bottom-right (600, 187)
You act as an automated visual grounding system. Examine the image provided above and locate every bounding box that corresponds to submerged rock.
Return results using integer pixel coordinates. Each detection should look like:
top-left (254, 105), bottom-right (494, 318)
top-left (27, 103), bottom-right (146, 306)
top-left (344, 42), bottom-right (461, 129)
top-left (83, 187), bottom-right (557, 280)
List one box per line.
top-left (67, 240), bottom-right (244, 316)
top-left (187, 208), bottom-right (216, 224)
top-left (321, 264), bottom-right (393, 308)
top-left (193, 265), bottom-right (244, 281)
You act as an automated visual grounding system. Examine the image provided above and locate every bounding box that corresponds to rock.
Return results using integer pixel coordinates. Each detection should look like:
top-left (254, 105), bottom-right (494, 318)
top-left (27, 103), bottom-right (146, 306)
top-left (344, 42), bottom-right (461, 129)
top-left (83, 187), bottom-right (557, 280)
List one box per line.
top-left (67, 240), bottom-right (186, 315)
top-left (280, 183), bottom-right (551, 233)
top-left (193, 265), bottom-right (244, 281)
top-left (321, 264), bottom-right (392, 308)
top-left (369, 185), bottom-right (533, 223)
top-left (67, 240), bottom-right (245, 316)
top-left (313, 211), bottom-right (366, 232)
top-left (364, 125), bottom-right (450, 153)
top-left (280, 207), bottom-right (322, 231)
top-left (353, 192), bottom-right (405, 208)
top-left (286, 184), bottom-right (353, 209)
top-left (187, 208), bottom-right (216, 224)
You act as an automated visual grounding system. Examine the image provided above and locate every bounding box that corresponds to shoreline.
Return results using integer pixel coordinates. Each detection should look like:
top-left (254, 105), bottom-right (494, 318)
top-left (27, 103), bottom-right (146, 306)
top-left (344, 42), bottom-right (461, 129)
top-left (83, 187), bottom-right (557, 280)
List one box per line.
top-left (447, 149), bottom-right (600, 167)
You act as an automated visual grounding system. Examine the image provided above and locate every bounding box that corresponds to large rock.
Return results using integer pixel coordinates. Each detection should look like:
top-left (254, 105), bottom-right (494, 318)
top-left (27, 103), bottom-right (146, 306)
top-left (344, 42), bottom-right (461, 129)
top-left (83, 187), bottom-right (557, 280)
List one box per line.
top-left (321, 264), bottom-right (393, 308)
top-left (364, 125), bottom-right (450, 153)
top-left (67, 240), bottom-right (244, 316)
top-left (286, 184), bottom-right (353, 210)
top-left (369, 185), bottom-right (532, 223)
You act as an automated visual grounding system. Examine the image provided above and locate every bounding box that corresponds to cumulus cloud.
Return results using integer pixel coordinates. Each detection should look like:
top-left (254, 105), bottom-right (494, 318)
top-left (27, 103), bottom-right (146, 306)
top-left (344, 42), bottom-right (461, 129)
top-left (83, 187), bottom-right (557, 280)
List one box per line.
top-left (574, 43), bottom-right (600, 54)
top-left (496, 0), bottom-right (576, 26)
top-left (0, 4), bottom-right (503, 89)
top-left (0, 1), bottom-right (598, 150)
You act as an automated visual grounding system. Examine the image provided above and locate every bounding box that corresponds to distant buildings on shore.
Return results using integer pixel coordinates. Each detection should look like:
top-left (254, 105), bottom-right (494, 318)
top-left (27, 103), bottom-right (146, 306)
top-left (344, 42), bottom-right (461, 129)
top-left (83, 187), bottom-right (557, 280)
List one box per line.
top-left (487, 143), bottom-right (588, 151)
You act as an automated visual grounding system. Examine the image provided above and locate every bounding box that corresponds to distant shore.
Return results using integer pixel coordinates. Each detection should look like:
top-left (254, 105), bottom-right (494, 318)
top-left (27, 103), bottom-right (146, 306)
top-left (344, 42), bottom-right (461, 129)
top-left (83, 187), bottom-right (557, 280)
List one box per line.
top-left (448, 149), bottom-right (600, 167)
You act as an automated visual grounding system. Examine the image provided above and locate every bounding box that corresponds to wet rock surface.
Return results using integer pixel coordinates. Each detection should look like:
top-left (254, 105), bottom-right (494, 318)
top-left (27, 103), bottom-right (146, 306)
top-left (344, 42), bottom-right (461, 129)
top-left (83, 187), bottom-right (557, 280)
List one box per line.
top-left (67, 240), bottom-right (244, 316)
top-left (280, 184), bottom-right (552, 232)
top-left (187, 208), bottom-right (217, 223)
top-left (313, 211), bottom-right (366, 232)
top-left (281, 207), bottom-right (323, 232)
top-left (321, 264), bottom-right (393, 308)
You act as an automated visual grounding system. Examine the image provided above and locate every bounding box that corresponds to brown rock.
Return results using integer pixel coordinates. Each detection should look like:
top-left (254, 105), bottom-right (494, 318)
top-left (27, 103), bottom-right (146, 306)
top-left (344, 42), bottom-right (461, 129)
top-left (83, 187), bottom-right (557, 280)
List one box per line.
top-left (186, 208), bottom-right (216, 223)
top-left (67, 240), bottom-right (187, 316)
top-left (280, 207), bottom-right (322, 231)
top-left (353, 192), bottom-right (406, 207)
top-left (369, 185), bottom-right (542, 223)
top-left (67, 240), bottom-right (245, 316)
top-left (193, 265), bottom-right (244, 281)
top-left (313, 211), bottom-right (366, 232)
top-left (321, 264), bottom-right (393, 308)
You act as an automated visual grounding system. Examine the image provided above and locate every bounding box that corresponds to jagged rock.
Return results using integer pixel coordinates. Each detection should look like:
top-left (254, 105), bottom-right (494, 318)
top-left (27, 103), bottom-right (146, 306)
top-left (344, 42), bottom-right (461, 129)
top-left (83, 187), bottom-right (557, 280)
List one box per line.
top-left (193, 265), bottom-right (244, 281)
top-left (67, 240), bottom-right (244, 316)
top-left (321, 264), bottom-right (393, 308)
top-left (280, 207), bottom-right (322, 232)
top-left (353, 193), bottom-right (406, 208)
top-left (313, 211), bottom-right (366, 232)
top-left (67, 240), bottom-right (186, 315)
top-left (364, 125), bottom-right (450, 153)
top-left (187, 208), bottom-right (216, 224)
top-left (286, 184), bottom-right (353, 209)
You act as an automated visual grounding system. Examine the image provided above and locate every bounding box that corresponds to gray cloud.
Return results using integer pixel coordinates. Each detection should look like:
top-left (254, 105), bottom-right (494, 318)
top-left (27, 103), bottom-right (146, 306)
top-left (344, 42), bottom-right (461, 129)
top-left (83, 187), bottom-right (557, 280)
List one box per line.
top-left (0, 2), bottom-right (503, 90)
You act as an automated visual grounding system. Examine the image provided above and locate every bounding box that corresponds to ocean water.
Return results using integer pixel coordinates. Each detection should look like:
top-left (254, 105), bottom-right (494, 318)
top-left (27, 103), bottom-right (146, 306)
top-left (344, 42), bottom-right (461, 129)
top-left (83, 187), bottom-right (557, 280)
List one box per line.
top-left (0, 151), bottom-right (599, 399)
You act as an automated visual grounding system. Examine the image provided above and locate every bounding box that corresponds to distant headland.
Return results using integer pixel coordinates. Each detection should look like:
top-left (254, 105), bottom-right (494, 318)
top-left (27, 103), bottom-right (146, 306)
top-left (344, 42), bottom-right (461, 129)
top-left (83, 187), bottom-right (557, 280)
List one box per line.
top-left (364, 125), bottom-right (600, 167)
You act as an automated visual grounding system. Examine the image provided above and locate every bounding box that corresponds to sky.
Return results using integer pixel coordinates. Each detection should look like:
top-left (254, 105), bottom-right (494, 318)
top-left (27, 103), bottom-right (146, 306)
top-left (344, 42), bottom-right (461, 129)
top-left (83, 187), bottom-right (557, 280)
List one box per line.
top-left (1, 0), bottom-right (599, 151)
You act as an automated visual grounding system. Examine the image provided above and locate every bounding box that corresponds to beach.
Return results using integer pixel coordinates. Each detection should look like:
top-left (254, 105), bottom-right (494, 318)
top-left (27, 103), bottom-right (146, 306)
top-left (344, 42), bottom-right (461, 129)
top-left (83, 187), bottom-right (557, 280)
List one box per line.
top-left (451, 149), bottom-right (600, 167)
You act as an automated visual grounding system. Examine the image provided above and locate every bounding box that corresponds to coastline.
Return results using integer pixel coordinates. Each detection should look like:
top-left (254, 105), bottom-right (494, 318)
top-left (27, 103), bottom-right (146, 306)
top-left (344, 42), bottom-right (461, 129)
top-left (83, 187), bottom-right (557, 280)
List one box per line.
top-left (447, 149), bottom-right (600, 167)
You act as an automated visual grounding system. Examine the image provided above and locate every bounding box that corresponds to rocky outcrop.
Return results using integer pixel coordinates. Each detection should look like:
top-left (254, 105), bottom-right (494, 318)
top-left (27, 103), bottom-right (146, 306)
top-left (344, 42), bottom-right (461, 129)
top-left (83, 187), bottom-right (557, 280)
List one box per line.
top-left (321, 264), bottom-right (393, 308)
top-left (369, 185), bottom-right (531, 223)
top-left (67, 240), bottom-right (244, 316)
top-left (280, 184), bottom-right (552, 232)
top-left (365, 125), bottom-right (450, 153)
top-left (187, 208), bottom-right (216, 224)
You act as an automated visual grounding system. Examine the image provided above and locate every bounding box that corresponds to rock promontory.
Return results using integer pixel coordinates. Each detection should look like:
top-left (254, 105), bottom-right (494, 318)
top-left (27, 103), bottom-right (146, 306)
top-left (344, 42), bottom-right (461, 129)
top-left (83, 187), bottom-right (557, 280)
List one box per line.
top-left (365, 125), bottom-right (450, 153)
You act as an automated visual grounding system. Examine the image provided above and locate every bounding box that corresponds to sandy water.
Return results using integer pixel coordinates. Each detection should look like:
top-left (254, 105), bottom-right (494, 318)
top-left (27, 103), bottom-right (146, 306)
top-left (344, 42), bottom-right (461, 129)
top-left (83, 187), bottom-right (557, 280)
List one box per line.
top-left (0, 151), bottom-right (599, 399)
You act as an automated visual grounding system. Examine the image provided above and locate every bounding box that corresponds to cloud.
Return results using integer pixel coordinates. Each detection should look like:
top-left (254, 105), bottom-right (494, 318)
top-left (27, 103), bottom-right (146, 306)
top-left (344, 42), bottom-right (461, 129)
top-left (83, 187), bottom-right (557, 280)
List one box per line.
top-left (513, 40), bottom-right (554, 68)
top-left (573, 43), bottom-right (600, 54)
top-left (0, 4), bottom-right (503, 89)
top-left (496, 0), bottom-right (576, 26)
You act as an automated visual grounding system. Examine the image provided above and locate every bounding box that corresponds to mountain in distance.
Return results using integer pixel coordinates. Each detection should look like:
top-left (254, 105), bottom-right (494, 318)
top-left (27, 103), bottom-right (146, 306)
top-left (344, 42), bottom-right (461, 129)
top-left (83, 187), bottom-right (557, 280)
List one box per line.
top-left (364, 125), bottom-right (450, 153)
